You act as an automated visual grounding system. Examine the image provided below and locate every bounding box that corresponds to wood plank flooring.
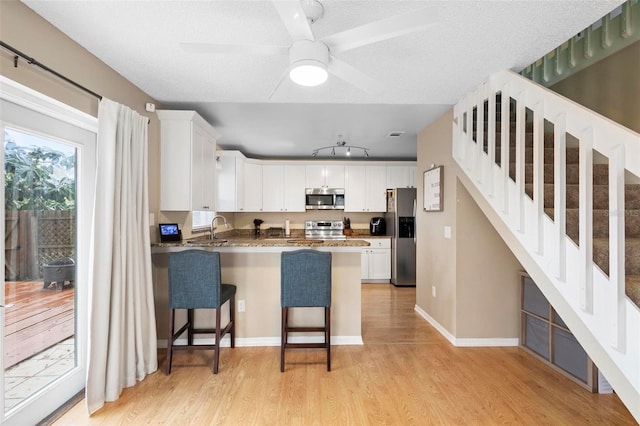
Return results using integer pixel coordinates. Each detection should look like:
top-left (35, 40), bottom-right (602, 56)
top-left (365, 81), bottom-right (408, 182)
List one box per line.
top-left (54, 284), bottom-right (635, 425)
top-left (4, 280), bottom-right (74, 367)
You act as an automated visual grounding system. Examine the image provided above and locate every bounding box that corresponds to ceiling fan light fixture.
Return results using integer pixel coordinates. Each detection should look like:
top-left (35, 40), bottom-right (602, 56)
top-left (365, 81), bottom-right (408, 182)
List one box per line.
top-left (289, 40), bottom-right (329, 87)
top-left (289, 60), bottom-right (328, 86)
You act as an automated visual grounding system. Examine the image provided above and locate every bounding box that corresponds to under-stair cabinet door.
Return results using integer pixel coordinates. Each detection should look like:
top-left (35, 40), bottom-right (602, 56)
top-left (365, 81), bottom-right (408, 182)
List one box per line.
top-left (157, 110), bottom-right (219, 211)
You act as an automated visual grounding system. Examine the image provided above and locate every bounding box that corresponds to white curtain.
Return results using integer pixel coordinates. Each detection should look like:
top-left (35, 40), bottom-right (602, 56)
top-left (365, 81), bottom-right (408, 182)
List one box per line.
top-left (86, 98), bottom-right (157, 414)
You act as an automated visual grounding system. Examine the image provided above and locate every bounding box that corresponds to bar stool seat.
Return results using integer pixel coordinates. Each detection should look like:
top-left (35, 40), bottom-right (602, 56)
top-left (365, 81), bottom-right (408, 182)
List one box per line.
top-left (280, 249), bottom-right (332, 372)
top-left (166, 249), bottom-right (235, 374)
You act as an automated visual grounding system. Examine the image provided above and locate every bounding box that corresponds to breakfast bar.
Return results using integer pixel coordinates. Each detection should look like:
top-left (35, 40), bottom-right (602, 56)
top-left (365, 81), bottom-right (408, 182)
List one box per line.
top-left (151, 235), bottom-right (369, 346)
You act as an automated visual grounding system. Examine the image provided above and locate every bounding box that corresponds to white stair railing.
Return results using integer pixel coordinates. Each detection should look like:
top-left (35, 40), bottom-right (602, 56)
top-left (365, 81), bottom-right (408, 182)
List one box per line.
top-left (453, 69), bottom-right (639, 421)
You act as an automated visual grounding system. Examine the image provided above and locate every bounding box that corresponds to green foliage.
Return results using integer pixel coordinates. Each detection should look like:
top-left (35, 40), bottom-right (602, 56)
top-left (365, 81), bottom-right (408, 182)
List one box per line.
top-left (4, 131), bottom-right (76, 211)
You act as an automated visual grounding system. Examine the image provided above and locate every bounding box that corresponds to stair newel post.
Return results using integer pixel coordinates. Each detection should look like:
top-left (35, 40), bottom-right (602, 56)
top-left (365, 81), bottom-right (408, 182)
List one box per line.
top-left (554, 113), bottom-right (567, 282)
top-left (487, 84), bottom-right (496, 198)
top-left (515, 91), bottom-right (526, 233)
top-left (609, 144), bottom-right (626, 352)
top-left (533, 100), bottom-right (545, 255)
top-left (500, 83), bottom-right (510, 214)
top-left (579, 128), bottom-right (594, 314)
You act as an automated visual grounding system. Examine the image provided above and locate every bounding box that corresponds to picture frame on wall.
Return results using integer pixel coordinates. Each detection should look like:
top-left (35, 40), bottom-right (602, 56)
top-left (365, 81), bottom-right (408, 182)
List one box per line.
top-left (423, 165), bottom-right (443, 212)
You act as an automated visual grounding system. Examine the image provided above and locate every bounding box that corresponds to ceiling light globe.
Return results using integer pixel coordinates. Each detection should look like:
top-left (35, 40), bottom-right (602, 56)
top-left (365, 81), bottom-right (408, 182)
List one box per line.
top-left (289, 60), bottom-right (328, 87)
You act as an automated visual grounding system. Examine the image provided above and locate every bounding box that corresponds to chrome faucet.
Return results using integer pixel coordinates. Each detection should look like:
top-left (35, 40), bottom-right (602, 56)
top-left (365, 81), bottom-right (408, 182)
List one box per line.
top-left (210, 215), bottom-right (228, 239)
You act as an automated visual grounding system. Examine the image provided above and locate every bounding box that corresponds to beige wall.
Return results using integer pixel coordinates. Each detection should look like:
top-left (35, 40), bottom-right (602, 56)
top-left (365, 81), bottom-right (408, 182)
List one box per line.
top-left (416, 110), bottom-right (521, 339)
top-left (0, 0), bottom-right (162, 240)
top-left (551, 41), bottom-right (640, 134)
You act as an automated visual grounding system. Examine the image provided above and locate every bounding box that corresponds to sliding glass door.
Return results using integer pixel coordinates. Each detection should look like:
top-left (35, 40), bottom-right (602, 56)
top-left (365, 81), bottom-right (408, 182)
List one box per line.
top-left (1, 78), bottom-right (96, 424)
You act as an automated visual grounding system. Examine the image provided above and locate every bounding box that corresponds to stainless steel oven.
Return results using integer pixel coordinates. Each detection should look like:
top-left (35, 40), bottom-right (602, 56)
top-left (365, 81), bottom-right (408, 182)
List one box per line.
top-left (305, 188), bottom-right (345, 210)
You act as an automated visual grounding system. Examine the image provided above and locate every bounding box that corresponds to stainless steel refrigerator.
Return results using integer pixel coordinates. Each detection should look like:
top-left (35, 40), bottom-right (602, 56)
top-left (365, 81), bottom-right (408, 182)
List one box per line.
top-left (385, 188), bottom-right (416, 287)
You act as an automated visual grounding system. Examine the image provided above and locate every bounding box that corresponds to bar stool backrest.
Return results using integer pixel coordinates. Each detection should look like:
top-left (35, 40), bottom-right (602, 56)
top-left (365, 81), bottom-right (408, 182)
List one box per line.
top-left (168, 250), bottom-right (222, 309)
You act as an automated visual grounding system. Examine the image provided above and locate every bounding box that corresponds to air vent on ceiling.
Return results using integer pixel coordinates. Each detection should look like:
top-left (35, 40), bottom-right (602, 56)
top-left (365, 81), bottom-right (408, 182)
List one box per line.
top-left (387, 131), bottom-right (405, 138)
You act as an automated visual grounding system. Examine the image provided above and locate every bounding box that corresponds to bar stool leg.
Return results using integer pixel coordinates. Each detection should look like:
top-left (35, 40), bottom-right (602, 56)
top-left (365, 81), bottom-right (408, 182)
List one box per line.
top-left (166, 308), bottom-right (175, 375)
top-left (326, 307), bottom-right (331, 372)
top-left (213, 308), bottom-right (222, 374)
top-left (280, 307), bottom-right (288, 372)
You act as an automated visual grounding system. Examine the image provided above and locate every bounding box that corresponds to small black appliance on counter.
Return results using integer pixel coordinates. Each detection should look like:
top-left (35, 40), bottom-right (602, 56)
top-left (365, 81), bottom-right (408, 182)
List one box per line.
top-left (370, 217), bottom-right (386, 236)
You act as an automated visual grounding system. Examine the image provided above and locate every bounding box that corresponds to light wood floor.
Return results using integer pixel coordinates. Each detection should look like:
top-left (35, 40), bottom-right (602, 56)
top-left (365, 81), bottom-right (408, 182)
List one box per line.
top-left (54, 284), bottom-right (635, 425)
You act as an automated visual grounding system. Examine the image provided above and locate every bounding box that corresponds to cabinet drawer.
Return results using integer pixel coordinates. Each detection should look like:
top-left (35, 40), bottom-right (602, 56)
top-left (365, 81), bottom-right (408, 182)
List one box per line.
top-left (361, 238), bottom-right (390, 249)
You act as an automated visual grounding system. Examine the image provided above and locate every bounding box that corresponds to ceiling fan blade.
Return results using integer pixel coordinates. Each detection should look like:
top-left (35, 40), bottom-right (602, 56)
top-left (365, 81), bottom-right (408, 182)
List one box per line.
top-left (322, 7), bottom-right (438, 54)
top-left (267, 69), bottom-right (290, 100)
top-left (180, 42), bottom-right (288, 56)
top-left (328, 57), bottom-right (383, 95)
top-left (272, 0), bottom-right (314, 41)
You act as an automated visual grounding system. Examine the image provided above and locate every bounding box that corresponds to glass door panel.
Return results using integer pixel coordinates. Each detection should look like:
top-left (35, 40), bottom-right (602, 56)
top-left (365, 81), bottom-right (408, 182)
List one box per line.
top-left (4, 128), bottom-right (77, 412)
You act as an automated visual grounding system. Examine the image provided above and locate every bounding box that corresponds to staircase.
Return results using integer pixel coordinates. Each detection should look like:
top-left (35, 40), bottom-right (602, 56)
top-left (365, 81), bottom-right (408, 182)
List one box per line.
top-left (453, 70), bottom-right (640, 422)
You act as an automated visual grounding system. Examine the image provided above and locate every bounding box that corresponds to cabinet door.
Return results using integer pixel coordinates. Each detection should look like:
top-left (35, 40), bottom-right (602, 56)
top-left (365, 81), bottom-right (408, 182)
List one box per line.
top-left (283, 165), bottom-right (306, 211)
top-left (407, 166), bottom-right (416, 188)
top-left (199, 128), bottom-right (216, 211)
top-left (217, 155), bottom-right (244, 212)
top-left (361, 249), bottom-right (369, 280)
top-left (243, 162), bottom-right (263, 212)
top-left (344, 166), bottom-right (366, 212)
top-left (262, 164), bottom-right (284, 212)
top-left (160, 119), bottom-right (192, 211)
top-left (366, 166), bottom-right (387, 212)
top-left (305, 165), bottom-right (325, 188)
top-left (369, 248), bottom-right (391, 279)
top-left (387, 166), bottom-right (408, 189)
top-left (324, 165), bottom-right (345, 188)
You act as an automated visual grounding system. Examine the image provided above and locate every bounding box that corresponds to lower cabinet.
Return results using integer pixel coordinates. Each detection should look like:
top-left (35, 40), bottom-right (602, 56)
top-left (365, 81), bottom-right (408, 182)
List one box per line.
top-left (361, 238), bottom-right (391, 282)
top-left (520, 273), bottom-right (605, 392)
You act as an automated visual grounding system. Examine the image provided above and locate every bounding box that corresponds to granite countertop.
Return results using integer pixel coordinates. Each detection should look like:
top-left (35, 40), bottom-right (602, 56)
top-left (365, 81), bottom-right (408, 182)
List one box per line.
top-left (152, 230), bottom-right (371, 248)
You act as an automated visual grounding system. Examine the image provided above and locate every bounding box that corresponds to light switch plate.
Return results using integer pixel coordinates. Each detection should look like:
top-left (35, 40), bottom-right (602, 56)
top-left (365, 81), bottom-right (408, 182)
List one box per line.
top-left (444, 226), bottom-right (452, 239)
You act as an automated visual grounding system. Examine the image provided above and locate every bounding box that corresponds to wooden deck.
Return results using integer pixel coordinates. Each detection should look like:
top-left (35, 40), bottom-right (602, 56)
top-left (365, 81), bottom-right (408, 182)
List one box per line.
top-left (4, 281), bottom-right (74, 368)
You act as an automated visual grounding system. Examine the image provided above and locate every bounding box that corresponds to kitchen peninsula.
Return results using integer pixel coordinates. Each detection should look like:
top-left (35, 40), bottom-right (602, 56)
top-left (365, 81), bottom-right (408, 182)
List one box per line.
top-left (151, 234), bottom-right (369, 346)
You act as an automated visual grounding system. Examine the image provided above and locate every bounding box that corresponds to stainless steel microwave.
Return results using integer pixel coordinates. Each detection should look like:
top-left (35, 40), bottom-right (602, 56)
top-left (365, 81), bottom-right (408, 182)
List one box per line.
top-left (305, 188), bottom-right (345, 210)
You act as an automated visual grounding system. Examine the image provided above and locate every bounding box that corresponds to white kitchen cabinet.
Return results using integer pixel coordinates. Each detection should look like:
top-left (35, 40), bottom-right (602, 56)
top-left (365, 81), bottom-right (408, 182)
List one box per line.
top-left (243, 161), bottom-right (263, 212)
top-left (361, 238), bottom-right (391, 282)
top-left (157, 110), bottom-right (218, 211)
top-left (216, 151), bottom-right (246, 212)
top-left (345, 165), bottom-right (387, 212)
top-left (262, 164), bottom-right (305, 212)
top-left (387, 165), bottom-right (416, 189)
top-left (306, 164), bottom-right (344, 188)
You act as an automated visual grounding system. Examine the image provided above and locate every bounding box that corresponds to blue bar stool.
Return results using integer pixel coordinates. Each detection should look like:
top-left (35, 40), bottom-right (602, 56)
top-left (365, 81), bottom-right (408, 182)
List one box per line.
top-left (167, 250), bottom-right (236, 374)
top-left (280, 249), bottom-right (332, 372)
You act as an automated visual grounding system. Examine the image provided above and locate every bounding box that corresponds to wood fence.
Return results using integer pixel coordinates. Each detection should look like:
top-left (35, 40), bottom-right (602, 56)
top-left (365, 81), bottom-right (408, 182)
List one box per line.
top-left (4, 210), bottom-right (75, 281)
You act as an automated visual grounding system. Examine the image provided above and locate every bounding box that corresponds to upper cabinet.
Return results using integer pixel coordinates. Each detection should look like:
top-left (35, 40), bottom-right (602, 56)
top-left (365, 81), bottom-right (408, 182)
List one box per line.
top-left (217, 151), bottom-right (246, 212)
top-left (157, 110), bottom-right (218, 212)
top-left (387, 165), bottom-right (417, 189)
top-left (243, 160), bottom-right (263, 212)
top-left (345, 165), bottom-right (387, 212)
top-left (306, 164), bottom-right (344, 188)
top-left (262, 164), bottom-right (306, 212)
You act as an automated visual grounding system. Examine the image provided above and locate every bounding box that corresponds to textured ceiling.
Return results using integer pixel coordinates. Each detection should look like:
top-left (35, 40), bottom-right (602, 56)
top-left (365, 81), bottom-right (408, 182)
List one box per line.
top-left (23, 0), bottom-right (624, 160)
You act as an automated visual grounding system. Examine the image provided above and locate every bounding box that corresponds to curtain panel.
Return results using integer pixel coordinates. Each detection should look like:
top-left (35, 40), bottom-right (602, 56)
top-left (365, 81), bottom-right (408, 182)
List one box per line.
top-left (86, 98), bottom-right (157, 414)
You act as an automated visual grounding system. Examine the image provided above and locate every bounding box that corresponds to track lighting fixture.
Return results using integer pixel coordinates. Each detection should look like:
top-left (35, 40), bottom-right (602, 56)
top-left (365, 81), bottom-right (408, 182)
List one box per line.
top-left (312, 135), bottom-right (370, 158)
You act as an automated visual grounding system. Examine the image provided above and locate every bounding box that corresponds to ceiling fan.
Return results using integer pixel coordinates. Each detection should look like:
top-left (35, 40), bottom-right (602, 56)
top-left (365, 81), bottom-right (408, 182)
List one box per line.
top-left (180, 0), bottom-right (438, 97)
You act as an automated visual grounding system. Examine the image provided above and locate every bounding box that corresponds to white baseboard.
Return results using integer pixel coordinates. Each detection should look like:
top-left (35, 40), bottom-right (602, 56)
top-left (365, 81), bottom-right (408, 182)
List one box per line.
top-left (414, 304), bottom-right (518, 347)
top-left (157, 335), bottom-right (363, 349)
